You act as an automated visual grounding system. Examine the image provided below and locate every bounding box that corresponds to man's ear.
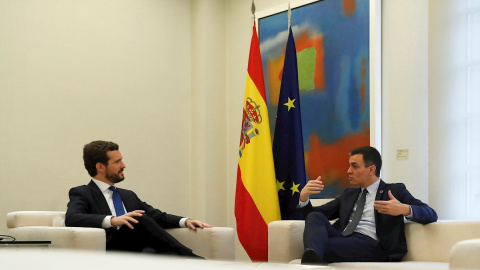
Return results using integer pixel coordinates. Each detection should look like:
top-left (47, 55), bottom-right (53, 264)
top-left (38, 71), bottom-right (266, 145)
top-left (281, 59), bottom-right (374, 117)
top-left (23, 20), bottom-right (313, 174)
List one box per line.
top-left (369, 165), bottom-right (376, 175)
top-left (96, 162), bottom-right (105, 174)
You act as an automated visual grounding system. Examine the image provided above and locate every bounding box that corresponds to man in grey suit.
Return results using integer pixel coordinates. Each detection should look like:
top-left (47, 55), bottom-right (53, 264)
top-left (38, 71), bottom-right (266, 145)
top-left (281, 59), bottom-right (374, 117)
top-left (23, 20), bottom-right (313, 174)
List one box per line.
top-left (66, 140), bottom-right (211, 256)
top-left (299, 146), bottom-right (437, 264)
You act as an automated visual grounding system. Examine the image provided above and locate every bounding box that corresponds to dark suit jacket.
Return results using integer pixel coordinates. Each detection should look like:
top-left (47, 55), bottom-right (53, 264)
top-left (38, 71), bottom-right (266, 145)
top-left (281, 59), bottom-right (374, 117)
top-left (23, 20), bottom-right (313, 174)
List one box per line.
top-left (301, 180), bottom-right (438, 261)
top-left (65, 180), bottom-right (184, 242)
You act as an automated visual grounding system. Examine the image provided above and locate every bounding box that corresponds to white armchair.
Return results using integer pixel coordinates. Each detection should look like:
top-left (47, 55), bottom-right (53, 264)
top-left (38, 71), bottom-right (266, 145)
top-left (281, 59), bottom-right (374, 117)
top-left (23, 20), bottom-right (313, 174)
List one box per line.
top-left (6, 211), bottom-right (235, 260)
top-left (268, 220), bottom-right (480, 269)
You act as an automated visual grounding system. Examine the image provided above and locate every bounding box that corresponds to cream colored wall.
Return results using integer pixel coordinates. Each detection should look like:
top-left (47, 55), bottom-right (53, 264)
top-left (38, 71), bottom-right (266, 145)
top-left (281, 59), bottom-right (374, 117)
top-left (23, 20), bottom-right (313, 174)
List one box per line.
top-left (380, 0), bottom-right (430, 202)
top-left (0, 0), bottom-right (194, 232)
top-left (190, 0), bottom-right (228, 226)
top-left (428, 0), bottom-right (469, 219)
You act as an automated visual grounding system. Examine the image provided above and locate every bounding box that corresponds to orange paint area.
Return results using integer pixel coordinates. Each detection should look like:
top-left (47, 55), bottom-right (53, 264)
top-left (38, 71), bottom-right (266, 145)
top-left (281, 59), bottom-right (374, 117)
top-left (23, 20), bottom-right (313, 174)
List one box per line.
top-left (305, 122), bottom-right (369, 188)
top-left (343, 0), bottom-right (356, 18)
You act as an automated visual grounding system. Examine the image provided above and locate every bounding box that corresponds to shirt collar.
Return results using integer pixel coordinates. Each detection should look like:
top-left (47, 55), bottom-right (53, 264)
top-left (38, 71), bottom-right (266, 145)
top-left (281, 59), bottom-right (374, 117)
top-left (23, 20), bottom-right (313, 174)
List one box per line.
top-left (364, 178), bottom-right (381, 195)
top-left (91, 178), bottom-right (112, 193)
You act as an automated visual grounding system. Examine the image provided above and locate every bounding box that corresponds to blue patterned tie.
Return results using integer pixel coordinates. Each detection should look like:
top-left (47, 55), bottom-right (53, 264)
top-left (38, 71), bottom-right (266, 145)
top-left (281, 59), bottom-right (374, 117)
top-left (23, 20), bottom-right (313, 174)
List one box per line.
top-left (108, 186), bottom-right (125, 216)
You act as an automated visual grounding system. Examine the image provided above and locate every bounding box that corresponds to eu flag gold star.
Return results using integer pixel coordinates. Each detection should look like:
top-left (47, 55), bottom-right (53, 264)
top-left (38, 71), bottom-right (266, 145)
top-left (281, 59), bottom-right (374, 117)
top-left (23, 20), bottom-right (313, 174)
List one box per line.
top-left (291, 182), bottom-right (300, 195)
top-left (277, 180), bottom-right (285, 192)
top-left (283, 97), bottom-right (296, 111)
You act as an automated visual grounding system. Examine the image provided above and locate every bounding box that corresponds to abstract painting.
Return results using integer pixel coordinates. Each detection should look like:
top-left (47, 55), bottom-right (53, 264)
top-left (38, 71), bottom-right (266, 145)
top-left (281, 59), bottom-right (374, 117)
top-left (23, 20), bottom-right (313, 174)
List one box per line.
top-left (258, 0), bottom-right (379, 198)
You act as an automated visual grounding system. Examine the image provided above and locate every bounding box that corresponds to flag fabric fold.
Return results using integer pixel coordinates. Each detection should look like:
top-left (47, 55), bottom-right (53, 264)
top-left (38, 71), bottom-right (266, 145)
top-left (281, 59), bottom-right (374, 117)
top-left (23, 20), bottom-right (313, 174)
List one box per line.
top-left (273, 26), bottom-right (307, 220)
top-left (235, 23), bottom-right (281, 262)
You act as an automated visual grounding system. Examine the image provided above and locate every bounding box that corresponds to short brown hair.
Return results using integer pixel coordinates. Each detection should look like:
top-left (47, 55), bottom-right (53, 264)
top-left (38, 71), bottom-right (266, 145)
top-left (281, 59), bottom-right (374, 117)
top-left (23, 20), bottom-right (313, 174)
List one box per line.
top-left (83, 141), bottom-right (119, 177)
top-left (350, 146), bottom-right (382, 177)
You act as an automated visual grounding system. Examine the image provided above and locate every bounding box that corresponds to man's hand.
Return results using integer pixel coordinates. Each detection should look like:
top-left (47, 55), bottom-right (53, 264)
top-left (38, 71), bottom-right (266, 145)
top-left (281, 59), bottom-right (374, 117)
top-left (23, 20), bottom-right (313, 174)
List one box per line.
top-left (374, 190), bottom-right (411, 216)
top-left (111, 210), bottom-right (145, 229)
top-left (185, 219), bottom-right (213, 231)
top-left (300, 176), bottom-right (324, 202)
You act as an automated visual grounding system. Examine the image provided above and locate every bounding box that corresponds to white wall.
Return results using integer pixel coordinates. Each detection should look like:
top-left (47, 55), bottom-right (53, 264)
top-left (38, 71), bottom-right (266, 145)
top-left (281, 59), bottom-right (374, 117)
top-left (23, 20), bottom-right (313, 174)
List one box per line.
top-left (190, 0), bottom-right (228, 226)
top-left (380, 0), bottom-right (430, 202)
top-left (0, 0), bottom-right (194, 231)
top-left (428, 0), bottom-right (470, 219)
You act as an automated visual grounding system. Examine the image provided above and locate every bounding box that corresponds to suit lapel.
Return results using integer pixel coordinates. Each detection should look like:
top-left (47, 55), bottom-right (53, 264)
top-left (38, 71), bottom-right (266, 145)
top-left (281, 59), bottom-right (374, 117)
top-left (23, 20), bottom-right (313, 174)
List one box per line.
top-left (87, 180), bottom-right (112, 215)
top-left (375, 180), bottom-right (387, 201)
top-left (374, 179), bottom-right (387, 219)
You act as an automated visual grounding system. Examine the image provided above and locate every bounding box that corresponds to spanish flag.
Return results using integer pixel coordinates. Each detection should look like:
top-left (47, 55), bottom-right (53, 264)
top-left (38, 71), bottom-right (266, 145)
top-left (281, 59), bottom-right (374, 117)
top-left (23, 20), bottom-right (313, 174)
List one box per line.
top-left (235, 23), bottom-right (281, 262)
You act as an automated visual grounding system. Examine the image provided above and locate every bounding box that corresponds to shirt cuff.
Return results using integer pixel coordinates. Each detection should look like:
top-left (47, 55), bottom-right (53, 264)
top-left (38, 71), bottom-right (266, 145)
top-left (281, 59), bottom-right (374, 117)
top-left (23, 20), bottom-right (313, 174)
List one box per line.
top-left (179, 217), bottom-right (189, 228)
top-left (405, 205), bottom-right (414, 219)
top-left (102, 216), bottom-right (113, 228)
top-left (297, 198), bottom-right (310, 208)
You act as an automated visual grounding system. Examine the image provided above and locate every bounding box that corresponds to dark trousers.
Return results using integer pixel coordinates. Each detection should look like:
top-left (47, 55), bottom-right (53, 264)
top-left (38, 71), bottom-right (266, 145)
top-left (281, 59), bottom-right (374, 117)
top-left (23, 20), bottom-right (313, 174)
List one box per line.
top-left (106, 214), bottom-right (198, 257)
top-left (303, 212), bottom-right (384, 263)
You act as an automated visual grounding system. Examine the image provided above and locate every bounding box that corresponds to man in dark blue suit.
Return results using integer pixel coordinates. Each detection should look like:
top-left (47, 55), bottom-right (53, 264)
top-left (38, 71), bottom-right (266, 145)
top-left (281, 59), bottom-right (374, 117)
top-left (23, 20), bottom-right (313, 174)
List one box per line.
top-left (65, 140), bottom-right (212, 256)
top-left (299, 146), bottom-right (437, 264)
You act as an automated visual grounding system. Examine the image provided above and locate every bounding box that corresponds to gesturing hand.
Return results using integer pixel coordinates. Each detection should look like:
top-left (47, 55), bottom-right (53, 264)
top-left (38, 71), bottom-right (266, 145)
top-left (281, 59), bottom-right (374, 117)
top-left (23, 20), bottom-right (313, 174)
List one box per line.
top-left (299, 176), bottom-right (324, 202)
top-left (185, 219), bottom-right (213, 231)
top-left (111, 210), bottom-right (145, 229)
top-left (374, 190), bottom-right (411, 216)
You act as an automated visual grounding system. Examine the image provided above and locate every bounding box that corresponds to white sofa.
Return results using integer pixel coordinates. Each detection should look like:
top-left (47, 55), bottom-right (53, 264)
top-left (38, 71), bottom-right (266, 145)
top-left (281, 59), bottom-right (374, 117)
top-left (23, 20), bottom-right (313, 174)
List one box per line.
top-left (6, 211), bottom-right (235, 261)
top-left (268, 220), bottom-right (480, 269)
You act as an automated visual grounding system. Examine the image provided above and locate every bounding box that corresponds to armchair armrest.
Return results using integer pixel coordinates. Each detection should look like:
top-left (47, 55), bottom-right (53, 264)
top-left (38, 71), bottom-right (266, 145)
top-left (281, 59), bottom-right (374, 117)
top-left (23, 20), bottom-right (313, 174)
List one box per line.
top-left (449, 238), bottom-right (480, 270)
top-left (268, 220), bottom-right (305, 263)
top-left (7, 211), bottom-right (66, 228)
top-left (166, 227), bottom-right (234, 261)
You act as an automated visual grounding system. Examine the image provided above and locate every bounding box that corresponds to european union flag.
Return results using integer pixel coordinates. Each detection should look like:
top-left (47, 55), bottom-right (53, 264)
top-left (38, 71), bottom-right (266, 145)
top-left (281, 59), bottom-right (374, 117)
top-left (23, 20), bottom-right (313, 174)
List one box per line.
top-left (272, 27), bottom-right (306, 220)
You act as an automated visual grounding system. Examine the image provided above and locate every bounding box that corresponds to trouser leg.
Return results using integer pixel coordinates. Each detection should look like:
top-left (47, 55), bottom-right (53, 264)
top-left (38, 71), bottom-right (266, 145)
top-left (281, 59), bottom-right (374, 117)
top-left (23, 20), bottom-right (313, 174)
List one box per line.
top-left (135, 215), bottom-right (198, 257)
top-left (324, 233), bottom-right (383, 262)
top-left (107, 215), bottom-right (200, 258)
top-left (303, 212), bottom-right (340, 262)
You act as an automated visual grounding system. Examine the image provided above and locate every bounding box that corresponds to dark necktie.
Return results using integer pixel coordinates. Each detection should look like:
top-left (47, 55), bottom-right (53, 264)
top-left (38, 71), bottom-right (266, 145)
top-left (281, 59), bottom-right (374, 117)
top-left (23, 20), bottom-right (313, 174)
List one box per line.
top-left (342, 188), bottom-right (368, 236)
top-left (108, 186), bottom-right (125, 216)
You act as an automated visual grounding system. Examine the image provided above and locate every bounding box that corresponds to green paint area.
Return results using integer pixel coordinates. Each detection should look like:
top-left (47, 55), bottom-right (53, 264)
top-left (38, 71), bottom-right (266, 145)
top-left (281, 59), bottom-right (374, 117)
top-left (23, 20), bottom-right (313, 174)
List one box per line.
top-left (297, 47), bottom-right (316, 91)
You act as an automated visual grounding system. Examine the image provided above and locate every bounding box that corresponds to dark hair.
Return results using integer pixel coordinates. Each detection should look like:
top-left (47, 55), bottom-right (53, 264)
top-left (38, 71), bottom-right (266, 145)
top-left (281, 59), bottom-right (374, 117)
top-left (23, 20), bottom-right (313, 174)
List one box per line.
top-left (350, 146), bottom-right (382, 177)
top-left (83, 141), bottom-right (119, 177)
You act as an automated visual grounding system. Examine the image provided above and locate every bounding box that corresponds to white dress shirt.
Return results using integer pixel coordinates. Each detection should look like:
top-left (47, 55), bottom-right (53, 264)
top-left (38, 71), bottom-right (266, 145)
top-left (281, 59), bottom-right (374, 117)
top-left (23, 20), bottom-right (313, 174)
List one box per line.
top-left (349, 179), bottom-right (380, 240)
top-left (91, 179), bottom-right (188, 229)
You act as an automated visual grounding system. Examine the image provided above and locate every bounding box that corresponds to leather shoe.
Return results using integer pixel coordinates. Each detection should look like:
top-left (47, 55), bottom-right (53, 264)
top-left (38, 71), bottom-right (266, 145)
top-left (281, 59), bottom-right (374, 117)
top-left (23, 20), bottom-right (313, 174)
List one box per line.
top-left (301, 248), bottom-right (322, 265)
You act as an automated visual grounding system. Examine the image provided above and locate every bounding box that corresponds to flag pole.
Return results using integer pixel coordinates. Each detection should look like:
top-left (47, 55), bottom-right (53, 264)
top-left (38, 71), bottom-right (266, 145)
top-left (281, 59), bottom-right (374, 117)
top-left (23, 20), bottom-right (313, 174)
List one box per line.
top-left (251, 0), bottom-right (256, 29)
top-left (288, 2), bottom-right (291, 29)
